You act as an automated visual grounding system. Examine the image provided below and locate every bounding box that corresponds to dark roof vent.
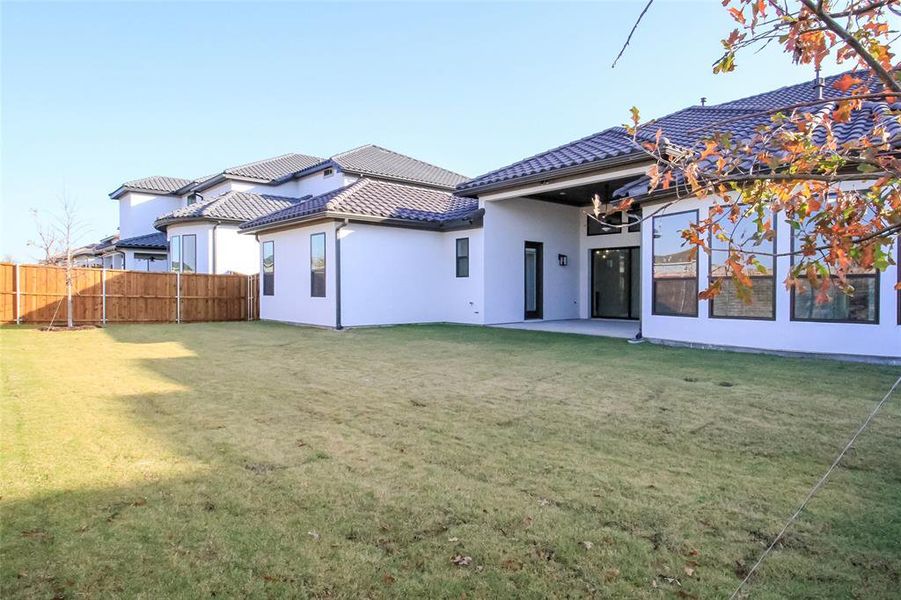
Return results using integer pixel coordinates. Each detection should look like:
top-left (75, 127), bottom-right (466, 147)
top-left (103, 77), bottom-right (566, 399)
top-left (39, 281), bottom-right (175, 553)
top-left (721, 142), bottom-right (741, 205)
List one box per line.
top-left (700, 97), bottom-right (707, 106)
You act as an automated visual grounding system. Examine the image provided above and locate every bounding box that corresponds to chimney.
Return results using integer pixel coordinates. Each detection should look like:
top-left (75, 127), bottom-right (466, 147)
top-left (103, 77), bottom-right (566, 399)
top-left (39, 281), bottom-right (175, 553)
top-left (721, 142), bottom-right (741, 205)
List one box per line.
top-left (814, 66), bottom-right (824, 100)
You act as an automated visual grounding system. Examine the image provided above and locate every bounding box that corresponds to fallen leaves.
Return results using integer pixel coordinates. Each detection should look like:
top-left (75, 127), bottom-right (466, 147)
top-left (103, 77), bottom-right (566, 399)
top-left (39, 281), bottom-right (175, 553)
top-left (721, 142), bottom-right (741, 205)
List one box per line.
top-left (307, 530), bottom-right (320, 542)
top-left (451, 555), bottom-right (472, 567)
top-left (580, 541), bottom-right (594, 551)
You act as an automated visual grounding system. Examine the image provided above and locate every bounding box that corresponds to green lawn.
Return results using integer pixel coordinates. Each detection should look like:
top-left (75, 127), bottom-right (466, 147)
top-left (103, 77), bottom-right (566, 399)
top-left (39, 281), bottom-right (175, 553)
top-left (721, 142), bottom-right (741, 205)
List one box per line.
top-left (1, 322), bottom-right (899, 599)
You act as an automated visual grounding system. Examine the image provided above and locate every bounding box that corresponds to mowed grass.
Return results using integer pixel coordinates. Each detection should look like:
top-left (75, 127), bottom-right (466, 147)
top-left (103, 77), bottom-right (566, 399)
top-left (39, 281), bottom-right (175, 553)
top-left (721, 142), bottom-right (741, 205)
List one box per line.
top-left (1, 323), bottom-right (899, 599)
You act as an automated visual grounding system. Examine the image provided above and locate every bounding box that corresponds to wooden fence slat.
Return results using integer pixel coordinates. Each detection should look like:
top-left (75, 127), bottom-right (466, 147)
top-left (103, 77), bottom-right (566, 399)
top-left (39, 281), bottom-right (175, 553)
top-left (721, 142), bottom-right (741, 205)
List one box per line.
top-left (0, 262), bottom-right (257, 325)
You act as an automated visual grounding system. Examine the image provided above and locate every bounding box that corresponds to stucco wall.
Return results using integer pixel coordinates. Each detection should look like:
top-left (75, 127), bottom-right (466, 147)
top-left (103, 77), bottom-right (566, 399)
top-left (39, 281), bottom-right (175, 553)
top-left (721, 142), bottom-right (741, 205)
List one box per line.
top-left (340, 223), bottom-right (483, 327)
top-left (214, 225), bottom-right (258, 274)
top-left (639, 196), bottom-right (901, 359)
top-left (118, 192), bottom-right (184, 239)
top-left (481, 197), bottom-right (581, 324)
top-left (257, 222), bottom-right (338, 327)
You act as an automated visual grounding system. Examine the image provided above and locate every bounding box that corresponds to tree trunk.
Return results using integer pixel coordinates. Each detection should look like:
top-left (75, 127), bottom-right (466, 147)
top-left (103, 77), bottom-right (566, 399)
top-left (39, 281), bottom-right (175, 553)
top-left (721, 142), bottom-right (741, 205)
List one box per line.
top-left (67, 275), bottom-right (73, 329)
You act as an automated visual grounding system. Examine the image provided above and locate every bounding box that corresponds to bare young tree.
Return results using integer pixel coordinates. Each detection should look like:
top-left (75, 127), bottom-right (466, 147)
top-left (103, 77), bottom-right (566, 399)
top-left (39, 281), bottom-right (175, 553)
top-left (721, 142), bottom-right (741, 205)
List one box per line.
top-left (27, 209), bottom-right (61, 265)
top-left (29, 197), bottom-right (89, 328)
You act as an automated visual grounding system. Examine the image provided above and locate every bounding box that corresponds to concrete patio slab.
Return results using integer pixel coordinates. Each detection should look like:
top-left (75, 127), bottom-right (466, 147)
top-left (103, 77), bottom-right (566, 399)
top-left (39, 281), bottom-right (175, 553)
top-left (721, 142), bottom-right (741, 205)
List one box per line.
top-left (492, 319), bottom-right (640, 339)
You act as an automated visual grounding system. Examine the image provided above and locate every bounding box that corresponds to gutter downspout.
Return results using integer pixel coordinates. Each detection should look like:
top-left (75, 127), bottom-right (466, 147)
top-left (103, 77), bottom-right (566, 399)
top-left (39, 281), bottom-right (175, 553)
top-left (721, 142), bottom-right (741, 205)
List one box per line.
top-left (335, 219), bottom-right (349, 330)
top-left (211, 222), bottom-right (220, 274)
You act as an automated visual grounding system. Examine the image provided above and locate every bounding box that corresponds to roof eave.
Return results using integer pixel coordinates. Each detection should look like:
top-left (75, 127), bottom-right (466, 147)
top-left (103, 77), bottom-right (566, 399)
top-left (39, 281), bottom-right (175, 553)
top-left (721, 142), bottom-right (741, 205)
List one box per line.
top-left (154, 216), bottom-right (244, 232)
top-left (240, 208), bottom-right (484, 235)
top-left (456, 152), bottom-right (648, 198)
top-left (109, 185), bottom-right (181, 200)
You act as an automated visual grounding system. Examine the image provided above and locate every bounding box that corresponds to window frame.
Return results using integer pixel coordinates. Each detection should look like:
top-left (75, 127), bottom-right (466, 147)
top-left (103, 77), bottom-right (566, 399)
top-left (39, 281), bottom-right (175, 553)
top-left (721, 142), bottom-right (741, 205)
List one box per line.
top-left (651, 209), bottom-right (699, 318)
top-left (455, 237), bottom-right (470, 278)
top-left (310, 232), bottom-right (326, 298)
top-left (181, 234), bottom-right (197, 273)
top-left (707, 213), bottom-right (777, 321)
top-left (169, 235), bottom-right (181, 273)
top-left (262, 240), bottom-right (275, 297)
top-left (789, 230), bottom-right (879, 324)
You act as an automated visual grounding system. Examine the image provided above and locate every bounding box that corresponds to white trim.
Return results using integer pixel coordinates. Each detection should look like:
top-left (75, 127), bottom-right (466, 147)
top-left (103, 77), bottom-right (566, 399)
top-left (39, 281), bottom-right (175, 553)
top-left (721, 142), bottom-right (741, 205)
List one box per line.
top-left (480, 164), bottom-right (649, 203)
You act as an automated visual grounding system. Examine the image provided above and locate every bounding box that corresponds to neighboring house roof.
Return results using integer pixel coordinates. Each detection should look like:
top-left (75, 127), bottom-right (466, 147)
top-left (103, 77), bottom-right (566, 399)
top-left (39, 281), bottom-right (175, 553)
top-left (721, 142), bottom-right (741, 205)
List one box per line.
top-left (154, 191), bottom-right (306, 230)
top-left (457, 70), bottom-right (895, 197)
top-left (240, 178), bottom-right (480, 232)
top-left (320, 145), bottom-right (468, 189)
top-left (94, 234), bottom-right (120, 253)
top-left (115, 232), bottom-right (168, 250)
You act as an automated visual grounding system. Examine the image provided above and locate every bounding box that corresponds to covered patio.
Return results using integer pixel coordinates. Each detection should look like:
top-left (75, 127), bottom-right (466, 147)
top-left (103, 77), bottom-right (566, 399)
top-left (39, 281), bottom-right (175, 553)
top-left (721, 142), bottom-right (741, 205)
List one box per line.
top-left (492, 318), bottom-right (640, 339)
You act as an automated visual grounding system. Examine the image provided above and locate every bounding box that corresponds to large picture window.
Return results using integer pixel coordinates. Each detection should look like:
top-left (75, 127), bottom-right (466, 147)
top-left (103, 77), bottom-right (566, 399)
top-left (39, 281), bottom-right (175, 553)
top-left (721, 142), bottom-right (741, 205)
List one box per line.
top-left (791, 231), bottom-right (878, 323)
top-left (181, 234), bottom-right (196, 273)
top-left (652, 210), bottom-right (698, 316)
top-left (169, 235), bottom-right (181, 272)
top-left (310, 233), bottom-right (326, 298)
top-left (708, 212), bottom-right (775, 320)
top-left (262, 241), bottom-right (275, 296)
top-left (456, 237), bottom-right (469, 277)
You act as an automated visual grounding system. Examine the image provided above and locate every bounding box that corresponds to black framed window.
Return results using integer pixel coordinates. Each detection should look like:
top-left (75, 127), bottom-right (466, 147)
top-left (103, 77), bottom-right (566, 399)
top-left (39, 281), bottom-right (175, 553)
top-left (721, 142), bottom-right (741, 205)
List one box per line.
top-left (169, 235), bottom-right (181, 272)
top-left (262, 241), bottom-right (275, 296)
top-left (181, 234), bottom-right (196, 273)
top-left (456, 237), bottom-right (469, 277)
top-left (587, 208), bottom-right (641, 236)
top-left (709, 212), bottom-right (775, 320)
top-left (790, 230), bottom-right (878, 323)
top-left (310, 233), bottom-right (326, 297)
top-left (652, 210), bottom-right (698, 316)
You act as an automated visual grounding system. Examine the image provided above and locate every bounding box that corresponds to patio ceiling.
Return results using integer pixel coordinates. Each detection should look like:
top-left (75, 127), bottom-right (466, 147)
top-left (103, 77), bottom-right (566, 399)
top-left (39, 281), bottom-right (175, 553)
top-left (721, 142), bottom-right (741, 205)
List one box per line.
top-left (526, 175), bottom-right (640, 207)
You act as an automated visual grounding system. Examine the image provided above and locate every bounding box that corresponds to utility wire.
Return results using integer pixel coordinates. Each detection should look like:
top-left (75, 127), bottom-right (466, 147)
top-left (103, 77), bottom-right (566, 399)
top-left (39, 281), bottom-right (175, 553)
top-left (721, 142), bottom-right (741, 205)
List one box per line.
top-left (730, 373), bottom-right (901, 599)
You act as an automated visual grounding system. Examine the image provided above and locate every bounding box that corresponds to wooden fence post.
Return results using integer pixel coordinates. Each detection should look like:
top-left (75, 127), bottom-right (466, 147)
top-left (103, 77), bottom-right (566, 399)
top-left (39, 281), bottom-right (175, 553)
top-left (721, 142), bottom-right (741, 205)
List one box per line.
top-left (15, 263), bottom-right (21, 325)
top-left (101, 268), bottom-right (107, 324)
top-left (176, 271), bottom-right (181, 324)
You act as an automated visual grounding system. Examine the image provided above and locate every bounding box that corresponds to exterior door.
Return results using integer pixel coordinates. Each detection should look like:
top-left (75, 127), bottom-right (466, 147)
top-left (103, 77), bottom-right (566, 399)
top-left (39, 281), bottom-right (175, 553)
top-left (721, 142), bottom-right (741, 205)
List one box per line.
top-left (591, 247), bottom-right (640, 319)
top-left (524, 241), bottom-right (543, 320)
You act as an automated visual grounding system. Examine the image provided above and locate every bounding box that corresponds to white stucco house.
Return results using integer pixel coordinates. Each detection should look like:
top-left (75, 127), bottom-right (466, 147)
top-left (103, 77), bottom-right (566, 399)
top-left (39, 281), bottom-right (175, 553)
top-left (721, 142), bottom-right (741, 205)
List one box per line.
top-left (239, 72), bottom-right (898, 362)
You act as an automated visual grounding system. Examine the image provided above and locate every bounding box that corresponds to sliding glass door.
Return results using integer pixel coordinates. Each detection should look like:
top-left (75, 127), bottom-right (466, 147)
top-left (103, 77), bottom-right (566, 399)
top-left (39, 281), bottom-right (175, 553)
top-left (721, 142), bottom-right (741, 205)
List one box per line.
top-left (591, 247), bottom-right (640, 319)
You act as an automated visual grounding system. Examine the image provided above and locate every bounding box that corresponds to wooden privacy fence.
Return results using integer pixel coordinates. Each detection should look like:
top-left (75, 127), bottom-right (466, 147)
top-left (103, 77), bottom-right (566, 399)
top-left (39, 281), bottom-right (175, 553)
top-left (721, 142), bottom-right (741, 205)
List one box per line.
top-left (0, 263), bottom-right (259, 325)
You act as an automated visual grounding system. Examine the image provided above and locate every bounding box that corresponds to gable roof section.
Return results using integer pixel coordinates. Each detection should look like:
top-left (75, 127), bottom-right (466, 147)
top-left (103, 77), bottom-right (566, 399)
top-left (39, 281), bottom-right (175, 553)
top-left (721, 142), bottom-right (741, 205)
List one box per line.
top-left (240, 178), bottom-right (480, 232)
top-left (154, 191), bottom-right (306, 230)
top-left (324, 145), bottom-right (468, 189)
top-left (458, 70), bottom-right (895, 196)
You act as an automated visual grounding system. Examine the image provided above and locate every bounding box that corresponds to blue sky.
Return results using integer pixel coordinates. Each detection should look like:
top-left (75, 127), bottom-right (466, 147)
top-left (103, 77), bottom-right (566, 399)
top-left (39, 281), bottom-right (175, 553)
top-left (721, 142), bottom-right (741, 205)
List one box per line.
top-left (1, 1), bottom-right (844, 261)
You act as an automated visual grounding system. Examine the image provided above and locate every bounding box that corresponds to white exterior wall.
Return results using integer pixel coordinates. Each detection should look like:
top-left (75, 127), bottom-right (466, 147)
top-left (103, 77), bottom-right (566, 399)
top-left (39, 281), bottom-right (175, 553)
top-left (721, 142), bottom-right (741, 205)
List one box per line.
top-left (481, 197), bottom-right (581, 324)
top-left (118, 192), bottom-right (184, 239)
top-left (640, 196), bottom-right (901, 359)
top-left (257, 222), bottom-right (338, 327)
top-left (578, 215), bottom-right (642, 319)
top-left (166, 223), bottom-right (214, 273)
top-left (214, 225), bottom-right (258, 274)
top-left (340, 224), bottom-right (483, 327)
